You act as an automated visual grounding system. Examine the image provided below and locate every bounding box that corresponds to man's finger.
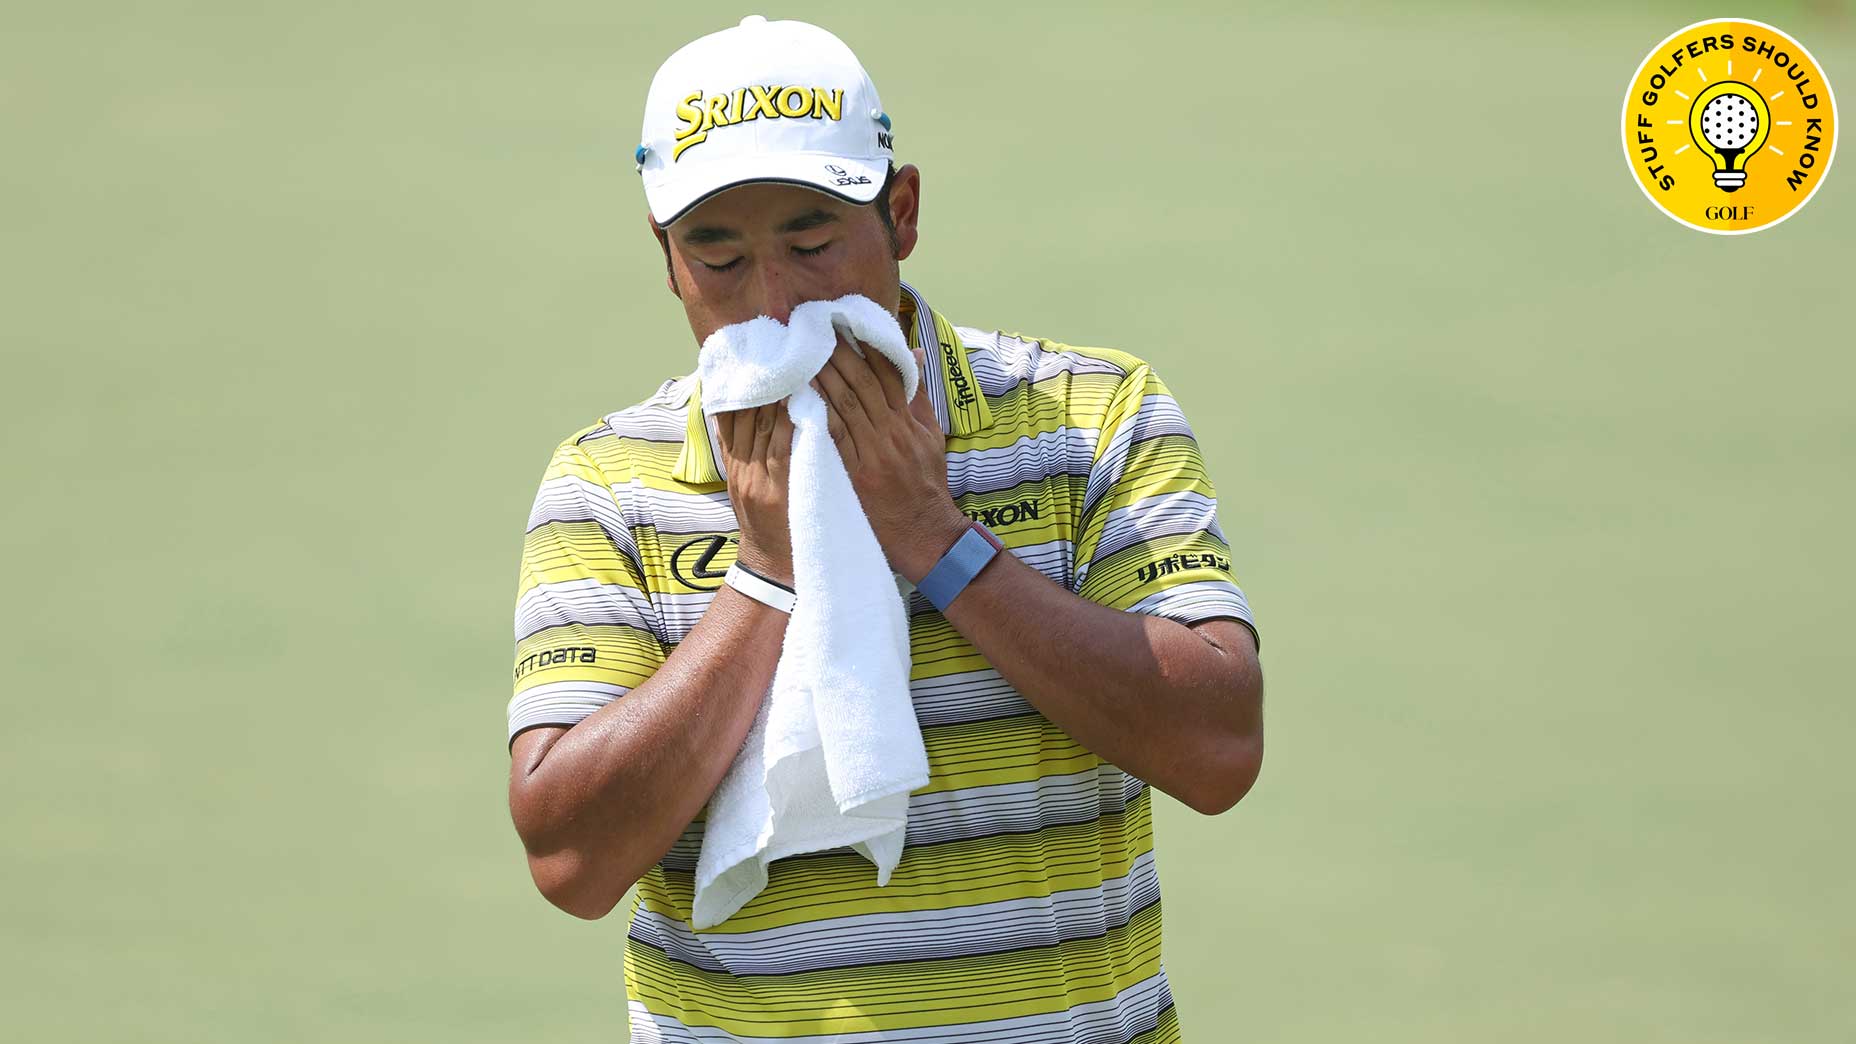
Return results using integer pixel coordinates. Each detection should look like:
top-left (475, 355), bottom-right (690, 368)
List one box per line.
top-left (767, 398), bottom-right (795, 479)
top-left (864, 340), bottom-right (908, 412)
top-left (827, 336), bottom-right (891, 422)
top-left (810, 379), bottom-right (855, 464)
top-left (817, 349), bottom-right (877, 445)
top-left (750, 402), bottom-right (776, 461)
top-left (721, 407), bottom-right (752, 459)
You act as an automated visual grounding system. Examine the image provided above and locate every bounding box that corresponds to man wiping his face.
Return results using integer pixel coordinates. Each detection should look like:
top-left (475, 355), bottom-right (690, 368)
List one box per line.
top-left (505, 15), bottom-right (1265, 1043)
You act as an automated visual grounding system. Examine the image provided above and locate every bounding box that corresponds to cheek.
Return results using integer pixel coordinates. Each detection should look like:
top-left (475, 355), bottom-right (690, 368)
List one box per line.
top-left (821, 235), bottom-right (893, 295)
top-left (670, 275), bottom-right (725, 338)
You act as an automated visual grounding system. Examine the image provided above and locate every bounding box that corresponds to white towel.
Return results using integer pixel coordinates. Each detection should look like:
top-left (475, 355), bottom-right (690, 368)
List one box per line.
top-left (688, 293), bottom-right (931, 931)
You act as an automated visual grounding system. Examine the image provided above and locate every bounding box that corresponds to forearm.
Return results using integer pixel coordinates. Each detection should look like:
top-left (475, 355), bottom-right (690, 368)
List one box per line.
top-left (793, 336), bottom-right (1262, 809)
top-left (509, 587), bottom-right (786, 916)
top-left (934, 537), bottom-right (1263, 813)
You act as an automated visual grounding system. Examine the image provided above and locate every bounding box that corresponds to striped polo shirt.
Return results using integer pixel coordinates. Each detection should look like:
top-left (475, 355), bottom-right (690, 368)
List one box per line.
top-left (509, 282), bottom-right (1258, 1043)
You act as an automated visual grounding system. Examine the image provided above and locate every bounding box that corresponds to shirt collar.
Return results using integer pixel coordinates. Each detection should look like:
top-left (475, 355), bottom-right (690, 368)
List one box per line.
top-left (670, 281), bottom-right (992, 485)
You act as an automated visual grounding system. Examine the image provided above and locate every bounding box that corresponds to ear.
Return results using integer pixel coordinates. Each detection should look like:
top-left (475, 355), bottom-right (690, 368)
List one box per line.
top-left (648, 211), bottom-right (681, 299)
top-left (888, 163), bottom-right (922, 262)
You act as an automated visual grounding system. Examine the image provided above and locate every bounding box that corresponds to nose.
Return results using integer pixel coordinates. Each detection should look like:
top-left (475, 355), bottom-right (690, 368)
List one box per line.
top-left (746, 257), bottom-right (803, 325)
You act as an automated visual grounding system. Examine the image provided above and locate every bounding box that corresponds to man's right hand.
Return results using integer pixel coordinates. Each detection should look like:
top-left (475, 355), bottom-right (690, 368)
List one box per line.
top-left (511, 401), bottom-right (796, 916)
top-left (715, 401), bottom-right (796, 587)
top-left (511, 399), bottom-right (797, 919)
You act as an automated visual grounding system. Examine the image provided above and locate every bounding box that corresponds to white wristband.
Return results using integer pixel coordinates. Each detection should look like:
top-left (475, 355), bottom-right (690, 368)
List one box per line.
top-left (725, 562), bottom-right (796, 614)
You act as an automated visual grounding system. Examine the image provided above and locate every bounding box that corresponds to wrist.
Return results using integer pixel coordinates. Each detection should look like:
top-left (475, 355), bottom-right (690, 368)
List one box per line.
top-left (724, 561), bottom-right (796, 614)
top-left (899, 508), bottom-right (973, 584)
top-left (733, 541), bottom-right (794, 588)
top-left (914, 519), bottom-right (1005, 612)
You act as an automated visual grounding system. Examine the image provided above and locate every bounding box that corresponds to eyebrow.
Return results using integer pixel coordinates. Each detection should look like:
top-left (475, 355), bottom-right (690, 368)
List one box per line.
top-left (681, 208), bottom-right (841, 245)
top-left (778, 209), bottom-right (839, 234)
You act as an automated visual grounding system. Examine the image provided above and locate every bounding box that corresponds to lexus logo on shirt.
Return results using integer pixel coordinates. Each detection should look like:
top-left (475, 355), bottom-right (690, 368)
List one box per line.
top-left (670, 535), bottom-right (734, 590)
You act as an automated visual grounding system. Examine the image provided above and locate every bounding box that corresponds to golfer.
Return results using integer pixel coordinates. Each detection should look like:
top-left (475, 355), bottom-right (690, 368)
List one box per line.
top-left (506, 15), bottom-right (1263, 1042)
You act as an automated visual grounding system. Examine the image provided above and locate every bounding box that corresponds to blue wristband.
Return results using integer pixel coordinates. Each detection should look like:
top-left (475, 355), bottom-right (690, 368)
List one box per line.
top-left (917, 523), bottom-right (1003, 612)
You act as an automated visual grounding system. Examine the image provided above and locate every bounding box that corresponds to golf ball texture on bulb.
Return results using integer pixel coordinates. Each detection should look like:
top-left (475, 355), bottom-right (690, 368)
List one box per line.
top-left (1701, 94), bottom-right (1758, 151)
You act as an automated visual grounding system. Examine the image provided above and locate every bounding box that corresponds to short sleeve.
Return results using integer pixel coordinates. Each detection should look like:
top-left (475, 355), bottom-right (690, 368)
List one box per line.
top-left (508, 435), bottom-right (668, 749)
top-left (1072, 364), bottom-right (1259, 647)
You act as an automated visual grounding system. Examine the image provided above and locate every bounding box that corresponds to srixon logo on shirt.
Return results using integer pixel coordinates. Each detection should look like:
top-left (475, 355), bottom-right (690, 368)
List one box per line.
top-left (964, 498), bottom-right (1039, 529)
top-left (1136, 551), bottom-right (1232, 585)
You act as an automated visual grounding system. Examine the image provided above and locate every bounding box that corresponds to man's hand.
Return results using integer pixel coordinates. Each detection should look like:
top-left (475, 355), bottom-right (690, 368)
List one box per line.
top-left (715, 400), bottom-right (797, 586)
top-left (810, 331), bottom-right (967, 582)
top-left (812, 330), bottom-right (1263, 813)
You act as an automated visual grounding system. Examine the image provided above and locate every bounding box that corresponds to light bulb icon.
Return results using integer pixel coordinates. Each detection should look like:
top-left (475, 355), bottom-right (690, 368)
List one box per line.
top-left (1688, 81), bottom-right (1770, 192)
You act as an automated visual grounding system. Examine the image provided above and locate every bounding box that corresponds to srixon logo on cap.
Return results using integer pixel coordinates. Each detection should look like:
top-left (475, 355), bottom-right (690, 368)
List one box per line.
top-left (673, 85), bottom-right (847, 160)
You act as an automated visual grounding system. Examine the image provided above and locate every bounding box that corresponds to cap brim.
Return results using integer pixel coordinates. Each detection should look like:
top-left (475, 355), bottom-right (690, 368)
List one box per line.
top-left (643, 152), bottom-right (887, 226)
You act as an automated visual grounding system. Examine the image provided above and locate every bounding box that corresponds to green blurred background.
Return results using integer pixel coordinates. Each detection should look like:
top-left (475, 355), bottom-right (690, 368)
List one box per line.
top-left (3, 1), bottom-right (1851, 1040)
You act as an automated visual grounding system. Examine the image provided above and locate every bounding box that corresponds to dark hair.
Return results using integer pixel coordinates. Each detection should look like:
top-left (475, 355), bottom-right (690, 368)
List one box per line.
top-left (657, 160), bottom-right (899, 286)
top-left (871, 159), bottom-right (899, 254)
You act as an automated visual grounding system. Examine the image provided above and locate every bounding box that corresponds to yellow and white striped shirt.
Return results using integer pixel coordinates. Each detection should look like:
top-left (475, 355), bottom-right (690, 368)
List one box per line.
top-left (510, 282), bottom-right (1257, 1043)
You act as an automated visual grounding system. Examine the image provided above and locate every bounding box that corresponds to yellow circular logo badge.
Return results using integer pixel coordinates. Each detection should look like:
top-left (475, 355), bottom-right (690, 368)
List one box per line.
top-left (1622, 19), bottom-right (1838, 234)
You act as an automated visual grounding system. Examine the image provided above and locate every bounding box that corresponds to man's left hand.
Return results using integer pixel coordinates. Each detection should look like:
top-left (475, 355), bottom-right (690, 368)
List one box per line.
top-left (810, 331), bottom-right (967, 583)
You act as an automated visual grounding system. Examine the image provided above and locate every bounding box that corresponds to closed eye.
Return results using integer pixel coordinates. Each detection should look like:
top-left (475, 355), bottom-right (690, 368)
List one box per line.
top-left (794, 242), bottom-right (831, 257)
top-left (698, 257), bottom-right (743, 273)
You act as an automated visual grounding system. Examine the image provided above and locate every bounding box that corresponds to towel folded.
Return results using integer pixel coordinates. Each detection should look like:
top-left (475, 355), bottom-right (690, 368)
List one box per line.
top-left (689, 293), bottom-right (931, 931)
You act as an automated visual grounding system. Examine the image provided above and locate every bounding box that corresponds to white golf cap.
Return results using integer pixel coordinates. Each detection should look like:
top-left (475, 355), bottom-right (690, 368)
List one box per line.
top-left (635, 15), bottom-right (895, 226)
